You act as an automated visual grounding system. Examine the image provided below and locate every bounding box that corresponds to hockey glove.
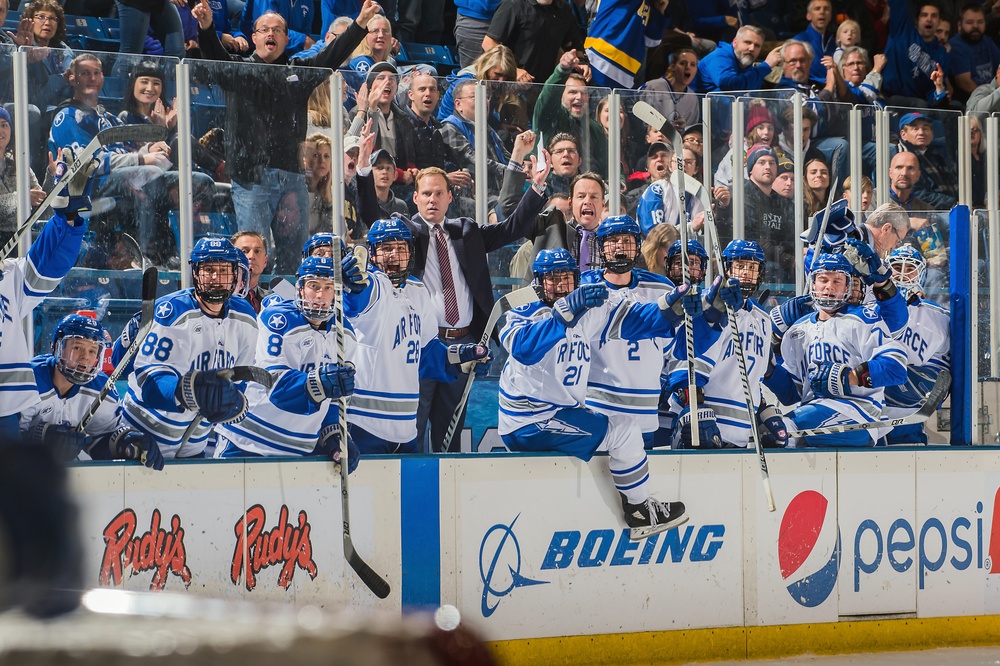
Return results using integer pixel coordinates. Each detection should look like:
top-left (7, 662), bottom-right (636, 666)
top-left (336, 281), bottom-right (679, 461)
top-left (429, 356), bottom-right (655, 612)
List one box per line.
top-left (808, 362), bottom-right (853, 398)
top-left (176, 369), bottom-right (248, 423)
top-left (51, 148), bottom-right (99, 218)
top-left (318, 423), bottom-right (359, 474)
top-left (306, 362), bottom-right (356, 403)
top-left (27, 423), bottom-right (90, 462)
top-left (675, 404), bottom-right (723, 449)
top-left (657, 283), bottom-right (701, 326)
top-left (341, 253), bottom-right (369, 294)
top-left (446, 343), bottom-right (492, 378)
top-left (843, 238), bottom-right (892, 286)
top-left (703, 276), bottom-right (743, 326)
top-left (757, 404), bottom-right (788, 449)
top-left (109, 427), bottom-right (164, 471)
top-left (770, 294), bottom-right (814, 336)
top-left (553, 283), bottom-right (608, 327)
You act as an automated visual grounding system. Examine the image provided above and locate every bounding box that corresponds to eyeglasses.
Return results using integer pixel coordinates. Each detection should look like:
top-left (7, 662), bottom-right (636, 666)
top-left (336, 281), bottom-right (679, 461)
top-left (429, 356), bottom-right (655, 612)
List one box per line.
top-left (368, 28), bottom-right (391, 34)
top-left (551, 147), bottom-right (579, 155)
top-left (683, 136), bottom-right (703, 144)
top-left (33, 14), bottom-right (58, 23)
top-left (254, 26), bottom-right (286, 35)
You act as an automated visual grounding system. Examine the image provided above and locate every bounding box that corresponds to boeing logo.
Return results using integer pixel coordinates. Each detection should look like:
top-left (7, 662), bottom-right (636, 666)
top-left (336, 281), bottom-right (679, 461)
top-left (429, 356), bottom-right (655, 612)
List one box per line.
top-left (479, 515), bottom-right (547, 618)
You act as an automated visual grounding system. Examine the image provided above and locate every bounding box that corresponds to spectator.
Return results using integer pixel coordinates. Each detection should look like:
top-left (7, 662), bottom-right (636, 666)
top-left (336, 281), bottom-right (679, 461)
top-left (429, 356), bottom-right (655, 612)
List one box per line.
top-left (437, 45), bottom-right (522, 130)
top-left (714, 103), bottom-right (778, 189)
top-left (0, 0), bottom-right (18, 47)
top-left (949, 4), bottom-right (1000, 102)
top-left (320, 0), bottom-right (360, 37)
top-left (440, 78), bottom-right (509, 192)
top-left (842, 174), bottom-right (874, 212)
top-left (292, 16), bottom-right (352, 61)
top-left (583, 0), bottom-right (669, 89)
top-left (20, 0), bottom-right (72, 169)
top-left (208, 0), bottom-right (249, 53)
top-left (936, 17), bottom-right (952, 49)
top-left (888, 150), bottom-right (932, 213)
top-left (355, 63), bottom-right (418, 176)
top-left (454, 0), bottom-right (502, 67)
top-left (305, 132), bottom-right (333, 235)
top-left (596, 97), bottom-right (630, 177)
top-left (969, 114), bottom-right (986, 208)
top-left (693, 25), bottom-right (783, 93)
top-left (191, 0), bottom-right (379, 272)
top-left (832, 19), bottom-right (862, 64)
top-left (348, 14), bottom-right (399, 76)
top-left (967, 63), bottom-right (1000, 112)
top-left (237, 0), bottom-right (315, 58)
top-left (773, 154), bottom-right (795, 199)
top-left (533, 52), bottom-right (609, 175)
top-left (403, 72), bottom-right (472, 194)
top-left (116, 0), bottom-right (185, 59)
top-left (838, 46), bottom-right (887, 105)
top-left (881, 0), bottom-right (950, 107)
top-left (793, 0), bottom-right (837, 84)
top-left (370, 148), bottom-right (409, 216)
top-left (483, 0), bottom-right (586, 84)
top-left (639, 220), bottom-right (680, 275)
top-left (640, 49), bottom-right (700, 130)
top-left (802, 155), bottom-right (831, 219)
top-left (892, 112), bottom-right (957, 209)
top-left (682, 146), bottom-right (702, 183)
top-left (742, 143), bottom-right (795, 284)
top-left (683, 123), bottom-right (704, 156)
top-left (547, 132), bottom-right (583, 196)
top-left (0, 107), bottom-right (45, 249)
top-left (231, 230), bottom-right (271, 312)
top-left (776, 105), bottom-right (825, 167)
top-left (635, 141), bottom-right (705, 235)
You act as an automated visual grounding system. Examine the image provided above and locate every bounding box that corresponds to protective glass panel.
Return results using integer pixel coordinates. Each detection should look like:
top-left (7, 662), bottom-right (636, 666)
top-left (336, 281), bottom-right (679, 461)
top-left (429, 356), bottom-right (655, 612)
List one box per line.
top-left (1, 42), bottom-right (18, 249)
top-left (884, 105), bottom-right (962, 213)
top-left (975, 210), bottom-right (993, 383)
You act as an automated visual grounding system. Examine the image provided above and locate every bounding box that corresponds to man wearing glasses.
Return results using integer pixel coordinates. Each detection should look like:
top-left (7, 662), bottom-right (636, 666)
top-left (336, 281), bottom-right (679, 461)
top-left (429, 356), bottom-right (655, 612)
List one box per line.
top-left (191, 0), bottom-right (381, 273)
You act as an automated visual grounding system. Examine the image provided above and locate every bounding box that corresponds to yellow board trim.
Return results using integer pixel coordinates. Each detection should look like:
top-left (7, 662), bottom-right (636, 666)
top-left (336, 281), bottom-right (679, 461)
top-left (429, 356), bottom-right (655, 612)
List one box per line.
top-left (489, 615), bottom-right (1000, 665)
top-left (583, 37), bottom-right (642, 74)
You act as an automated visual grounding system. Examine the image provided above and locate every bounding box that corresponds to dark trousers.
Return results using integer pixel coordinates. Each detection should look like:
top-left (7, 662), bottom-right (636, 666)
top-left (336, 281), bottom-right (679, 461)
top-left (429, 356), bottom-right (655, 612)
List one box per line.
top-left (416, 332), bottom-right (473, 452)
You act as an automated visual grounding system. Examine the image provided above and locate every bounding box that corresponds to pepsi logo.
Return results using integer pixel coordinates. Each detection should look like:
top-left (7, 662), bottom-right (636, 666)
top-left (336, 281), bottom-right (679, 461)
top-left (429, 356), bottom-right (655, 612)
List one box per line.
top-left (778, 490), bottom-right (841, 607)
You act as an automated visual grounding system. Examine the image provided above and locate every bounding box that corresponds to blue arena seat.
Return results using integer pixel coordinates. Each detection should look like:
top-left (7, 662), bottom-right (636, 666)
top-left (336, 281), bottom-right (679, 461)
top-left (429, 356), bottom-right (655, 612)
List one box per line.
top-left (65, 15), bottom-right (107, 38)
top-left (85, 35), bottom-right (119, 53)
top-left (399, 43), bottom-right (457, 69)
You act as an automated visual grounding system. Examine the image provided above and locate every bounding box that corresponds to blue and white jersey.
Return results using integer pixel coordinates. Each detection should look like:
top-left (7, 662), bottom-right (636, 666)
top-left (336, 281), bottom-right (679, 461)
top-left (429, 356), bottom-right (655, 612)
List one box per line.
top-left (772, 304), bottom-right (908, 442)
top-left (498, 290), bottom-right (676, 435)
top-left (20, 355), bottom-right (122, 458)
top-left (216, 300), bottom-right (357, 456)
top-left (581, 268), bottom-right (673, 433)
top-left (48, 102), bottom-right (141, 175)
top-left (0, 214), bottom-right (87, 417)
top-left (346, 272), bottom-right (452, 443)
top-left (635, 176), bottom-right (705, 237)
top-left (699, 300), bottom-right (772, 447)
top-left (584, 0), bottom-right (668, 88)
top-left (883, 297), bottom-right (950, 419)
top-left (122, 290), bottom-right (258, 457)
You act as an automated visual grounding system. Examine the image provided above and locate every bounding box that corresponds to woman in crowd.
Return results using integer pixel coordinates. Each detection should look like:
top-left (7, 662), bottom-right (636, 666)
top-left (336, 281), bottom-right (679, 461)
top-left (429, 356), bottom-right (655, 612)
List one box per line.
top-left (437, 44), bottom-right (520, 127)
top-left (714, 103), bottom-right (778, 189)
top-left (596, 96), bottom-right (631, 178)
top-left (639, 221), bottom-right (680, 275)
top-left (639, 48), bottom-right (700, 131)
top-left (306, 132), bottom-right (334, 235)
top-left (0, 108), bottom-right (45, 249)
top-left (803, 156), bottom-right (831, 220)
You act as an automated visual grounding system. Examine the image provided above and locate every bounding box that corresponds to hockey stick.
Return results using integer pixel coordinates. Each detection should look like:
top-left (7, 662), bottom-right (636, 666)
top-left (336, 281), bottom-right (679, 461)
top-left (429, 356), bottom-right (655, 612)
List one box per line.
top-left (633, 100), bottom-right (701, 448)
top-left (76, 267), bottom-right (158, 433)
top-left (121, 233), bottom-right (149, 272)
top-left (442, 285), bottom-right (540, 448)
top-left (808, 177), bottom-right (840, 274)
top-left (1, 124), bottom-right (168, 263)
top-left (696, 189), bottom-right (776, 511)
top-left (332, 237), bottom-right (391, 599)
top-left (786, 370), bottom-right (951, 439)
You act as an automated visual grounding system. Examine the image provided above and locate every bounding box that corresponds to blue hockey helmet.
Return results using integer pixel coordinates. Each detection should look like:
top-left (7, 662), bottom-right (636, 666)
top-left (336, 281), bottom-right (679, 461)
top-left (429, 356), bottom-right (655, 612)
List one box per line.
top-left (190, 236), bottom-right (240, 304)
top-left (887, 244), bottom-right (927, 300)
top-left (532, 248), bottom-right (579, 305)
top-left (367, 218), bottom-right (413, 286)
top-left (596, 215), bottom-right (642, 274)
top-left (666, 239), bottom-right (708, 285)
top-left (809, 252), bottom-right (853, 312)
top-left (295, 256), bottom-right (338, 321)
top-left (302, 232), bottom-right (346, 259)
top-left (722, 239), bottom-right (766, 298)
top-left (52, 313), bottom-right (107, 385)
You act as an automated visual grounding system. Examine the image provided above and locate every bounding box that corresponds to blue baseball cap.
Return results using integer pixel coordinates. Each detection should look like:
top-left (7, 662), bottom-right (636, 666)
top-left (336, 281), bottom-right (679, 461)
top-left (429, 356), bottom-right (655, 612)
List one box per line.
top-left (898, 112), bottom-right (930, 129)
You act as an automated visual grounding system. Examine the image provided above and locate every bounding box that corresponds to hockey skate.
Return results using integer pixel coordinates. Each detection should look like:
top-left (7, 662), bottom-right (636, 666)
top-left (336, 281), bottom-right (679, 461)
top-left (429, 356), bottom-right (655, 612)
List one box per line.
top-left (621, 495), bottom-right (688, 540)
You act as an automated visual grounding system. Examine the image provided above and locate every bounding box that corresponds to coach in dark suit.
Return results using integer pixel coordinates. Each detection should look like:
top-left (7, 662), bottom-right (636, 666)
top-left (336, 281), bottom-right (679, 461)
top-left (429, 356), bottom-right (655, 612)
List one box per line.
top-left (359, 153), bottom-right (552, 452)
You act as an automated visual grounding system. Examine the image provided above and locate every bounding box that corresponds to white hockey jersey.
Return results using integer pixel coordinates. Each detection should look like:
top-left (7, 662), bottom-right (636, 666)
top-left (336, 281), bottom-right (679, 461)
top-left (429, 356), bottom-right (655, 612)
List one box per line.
top-left (122, 289), bottom-right (258, 457)
top-left (216, 299), bottom-right (358, 456)
top-left (883, 297), bottom-right (950, 419)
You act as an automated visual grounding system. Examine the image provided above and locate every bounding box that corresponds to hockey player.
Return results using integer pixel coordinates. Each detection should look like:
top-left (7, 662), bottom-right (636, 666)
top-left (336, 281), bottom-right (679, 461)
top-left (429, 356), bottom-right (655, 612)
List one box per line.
top-left (302, 233), bottom-right (337, 259)
top-left (665, 238), bottom-right (708, 286)
top-left (344, 218), bottom-right (491, 453)
top-left (882, 245), bottom-right (950, 445)
top-left (214, 255), bottom-right (361, 468)
top-left (764, 253), bottom-right (908, 447)
top-left (694, 240), bottom-right (787, 449)
top-left (0, 149), bottom-right (96, 441)
top-left (20, 314), bottom-right (163, 469)
top-left (121, 237), bottom-right (259, 459)
top-left (499, 247), bottom-right (705, 539)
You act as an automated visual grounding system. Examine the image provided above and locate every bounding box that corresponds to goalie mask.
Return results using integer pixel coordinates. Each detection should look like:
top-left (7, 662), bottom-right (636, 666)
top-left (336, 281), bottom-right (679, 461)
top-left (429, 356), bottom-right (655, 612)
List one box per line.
top-left (52, 313), bottom-right (107, 385)
top-left (722, 239), bottom-right (765, 298)
top-left (368, 218), bottom-right (414, 287)
top-left (190, 237), bottom-right (241, 304)
top-left (296, 256), bottom-right (338, 322)
top-left (887, 244), bottom-right (927, 300)
top-left (809, 252), bottom-right (853, 312)
top-left (666, 239), bottom-right (708, 285)
top-left (595, 215), bottom-right (642, 274)
top-left (532, 248), bottom-right (579, 306)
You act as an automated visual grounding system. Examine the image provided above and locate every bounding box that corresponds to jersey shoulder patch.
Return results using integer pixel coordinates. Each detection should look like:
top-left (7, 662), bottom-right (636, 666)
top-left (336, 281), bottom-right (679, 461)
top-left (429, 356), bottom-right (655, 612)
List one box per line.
top-left (154, 290), bottom-right (199, 325)
top-left (30, 355), bottom-right (57, 392)
top-left (261, 301), bottom-right (301, 333)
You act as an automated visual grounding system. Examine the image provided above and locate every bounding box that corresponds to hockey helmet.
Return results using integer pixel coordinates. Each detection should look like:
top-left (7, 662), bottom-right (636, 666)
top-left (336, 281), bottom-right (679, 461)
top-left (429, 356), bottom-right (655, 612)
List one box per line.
top-left (190, 237), bottom-right (240, 304)
top-left (532, 248), bottom-right (579, 305)
top-left (234, 251), bottom-right (251, 299)
top-left (367, 218), bottom-right (414, 286)
top-left (595, 215), bottom-right (642, 274)
top-left (52, 313), bottom-right (107, 385)
top-left (302, 232), bottom-right (345, 259)
top-left (722, 239), bottom-right (765, 298)
top-left (666, 239), bottom-right (708, 285)
top-left (809, 252), bottom-right (853, 312)
top-left (887, 244), bottom-right (927, 300)
top-left (295, 256), bottom-right (338, 322)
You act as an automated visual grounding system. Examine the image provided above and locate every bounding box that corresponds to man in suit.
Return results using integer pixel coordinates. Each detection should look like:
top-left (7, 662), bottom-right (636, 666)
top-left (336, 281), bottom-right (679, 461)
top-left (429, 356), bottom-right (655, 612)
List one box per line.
top-left (358, 151), bottom-right (552, 452)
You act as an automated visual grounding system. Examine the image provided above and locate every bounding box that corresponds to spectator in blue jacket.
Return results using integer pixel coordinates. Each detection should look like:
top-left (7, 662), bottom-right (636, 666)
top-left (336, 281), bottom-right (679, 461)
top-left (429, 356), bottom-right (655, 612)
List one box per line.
top-left (693, 25), bottom-right (784, 92)
top-left (880, 0), bottom-right (949, 107)
top-left (792, 0), bottom-right (836, 84)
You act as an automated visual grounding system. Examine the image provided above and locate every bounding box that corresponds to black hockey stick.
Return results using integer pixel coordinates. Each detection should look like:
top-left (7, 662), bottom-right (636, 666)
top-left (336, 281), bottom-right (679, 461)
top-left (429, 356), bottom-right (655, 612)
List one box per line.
top-left (76, 267), bottom-right (158, 433)
top-left (697, 188), bottom-right (776, 511)
top-left (442, 285), bottom-right (540, 448)
top-left (1, 125), bottom-right (168, 263)
top-left (786, 370), bottom-right (951, 439)
top-left (634, 100), bottom-right (701, 448)
top-left (332, 237), bottom-right (391, 599)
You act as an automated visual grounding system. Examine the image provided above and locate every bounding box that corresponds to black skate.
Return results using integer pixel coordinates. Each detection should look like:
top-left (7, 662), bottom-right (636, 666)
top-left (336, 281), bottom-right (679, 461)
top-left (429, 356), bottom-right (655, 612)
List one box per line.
top-left (621, 494), bottom-right (688, 540)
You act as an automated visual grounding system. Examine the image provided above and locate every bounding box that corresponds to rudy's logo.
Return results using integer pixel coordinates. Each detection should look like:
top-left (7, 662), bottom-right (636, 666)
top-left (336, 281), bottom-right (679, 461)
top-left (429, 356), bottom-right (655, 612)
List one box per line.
top-left (479, 515), bottom-right (547, 617)
top-left (100, 509), bottom-right (192, 590)
top-left (231, 504), bottom-right (318, 591)
top-left (778, 490), bottom-right (841, 607)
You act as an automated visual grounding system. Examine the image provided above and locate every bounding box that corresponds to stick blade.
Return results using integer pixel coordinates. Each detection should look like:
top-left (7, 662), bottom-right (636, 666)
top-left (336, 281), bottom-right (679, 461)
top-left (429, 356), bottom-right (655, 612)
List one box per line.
top-left (919, 370), bottom-right (952, 417)
top-left (99, 124), bottom-right (169, 146)
top-left (227, 365), bottom-right (276, 390)
top-left (631, 100), bottom-right (678, 142)
top-left (504, 286), bottom-right (541, 310)
top-left (346, 549), bottom-right (391, 599)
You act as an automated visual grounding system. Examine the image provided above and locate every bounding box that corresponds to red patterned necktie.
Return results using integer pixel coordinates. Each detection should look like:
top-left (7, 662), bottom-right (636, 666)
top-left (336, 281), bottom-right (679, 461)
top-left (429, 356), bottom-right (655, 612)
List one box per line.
top-left (433, 224), bottom-right (460, 326)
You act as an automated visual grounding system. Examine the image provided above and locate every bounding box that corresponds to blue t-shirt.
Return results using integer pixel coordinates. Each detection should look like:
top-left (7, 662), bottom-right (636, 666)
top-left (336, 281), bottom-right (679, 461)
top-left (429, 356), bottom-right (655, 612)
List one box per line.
top-left (948, 34), bottom-right (1000, 86)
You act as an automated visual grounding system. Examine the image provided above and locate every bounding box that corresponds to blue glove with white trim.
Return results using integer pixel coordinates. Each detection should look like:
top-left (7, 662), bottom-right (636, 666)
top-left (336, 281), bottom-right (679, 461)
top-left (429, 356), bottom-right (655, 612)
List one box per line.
top-left (757, 404), bottom-right (787, 449)
top-left (319, 424), bottom-right (359, 474)
top-left (808, 362), bottom-right (852, 398)
top-left (657, 283), bottom-right (701, 326)
top-left (446, 343), bottom-right (492, 378)
top-left (553, 283), bottom-right (608, 327)
top-left (843, 238), bottom-right (892, 286)
top-left (110, 427), bottom-right (164, 471)
top-left (674, 404), bottom-right (723, 449)
top-left (771, 295), bottom-right (814, 335)
top-left (51, 147), bottom-right (99, 218)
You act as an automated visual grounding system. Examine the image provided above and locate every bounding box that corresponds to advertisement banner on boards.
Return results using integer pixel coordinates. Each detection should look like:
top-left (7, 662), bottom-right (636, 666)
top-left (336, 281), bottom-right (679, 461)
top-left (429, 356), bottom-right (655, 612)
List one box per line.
top-left (449, 453), bottom-right (745, 642)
